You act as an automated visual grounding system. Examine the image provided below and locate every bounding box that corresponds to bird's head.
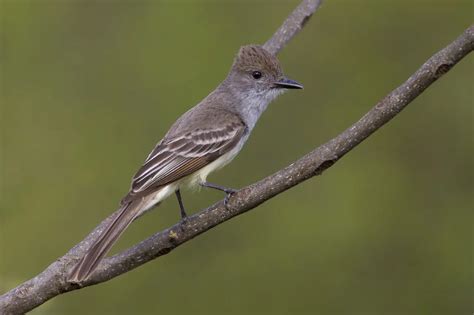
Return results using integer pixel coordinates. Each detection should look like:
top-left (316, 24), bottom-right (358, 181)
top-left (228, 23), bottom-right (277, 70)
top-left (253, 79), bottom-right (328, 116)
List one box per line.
top-left (226, 45), bottom-right (303, 101)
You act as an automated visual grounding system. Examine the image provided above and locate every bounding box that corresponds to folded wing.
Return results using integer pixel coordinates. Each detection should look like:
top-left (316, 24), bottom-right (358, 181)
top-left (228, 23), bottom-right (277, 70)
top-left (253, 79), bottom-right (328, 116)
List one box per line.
top-left (124, 121), bottom-right (245, 202)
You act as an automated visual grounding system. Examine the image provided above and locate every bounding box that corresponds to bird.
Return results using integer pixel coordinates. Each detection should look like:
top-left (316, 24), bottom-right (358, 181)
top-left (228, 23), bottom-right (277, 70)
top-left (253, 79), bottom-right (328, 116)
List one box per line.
top-left (68, 44), bottom-right (303, 283)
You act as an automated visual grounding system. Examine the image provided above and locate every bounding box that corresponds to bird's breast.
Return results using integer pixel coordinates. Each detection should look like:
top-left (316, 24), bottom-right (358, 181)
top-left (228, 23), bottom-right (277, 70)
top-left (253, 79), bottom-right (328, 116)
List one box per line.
top-left (186, 134), bottom-right (248, 188)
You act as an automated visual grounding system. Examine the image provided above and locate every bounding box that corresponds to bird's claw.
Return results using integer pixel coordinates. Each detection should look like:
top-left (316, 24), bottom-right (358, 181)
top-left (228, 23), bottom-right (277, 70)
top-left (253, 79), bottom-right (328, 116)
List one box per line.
top-left (178, 214), bottom-right (189, 233)
top-left (224, 189), bottom-right (237, 207)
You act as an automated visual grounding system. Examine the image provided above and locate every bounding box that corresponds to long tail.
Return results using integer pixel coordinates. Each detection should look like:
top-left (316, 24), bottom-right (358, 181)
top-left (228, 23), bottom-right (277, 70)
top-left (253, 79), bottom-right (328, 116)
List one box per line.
top-left (68, 197), bottom-right (151, 283)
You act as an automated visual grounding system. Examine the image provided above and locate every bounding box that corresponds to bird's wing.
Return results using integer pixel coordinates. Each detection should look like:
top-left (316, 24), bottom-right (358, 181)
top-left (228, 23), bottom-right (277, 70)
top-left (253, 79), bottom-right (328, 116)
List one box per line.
top-left (126, 120), bottom-right (246, 199)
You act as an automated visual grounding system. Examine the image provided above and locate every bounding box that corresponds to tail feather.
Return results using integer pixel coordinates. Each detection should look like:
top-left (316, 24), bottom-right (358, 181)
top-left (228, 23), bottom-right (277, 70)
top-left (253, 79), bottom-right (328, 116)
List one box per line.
top-left (68, 198), bottom-right (146, 283)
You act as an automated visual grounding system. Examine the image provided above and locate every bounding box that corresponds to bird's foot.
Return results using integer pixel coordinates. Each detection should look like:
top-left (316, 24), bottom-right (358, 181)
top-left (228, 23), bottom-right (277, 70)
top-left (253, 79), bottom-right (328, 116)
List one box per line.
top-left (223, 188), bottom-right (237, 207)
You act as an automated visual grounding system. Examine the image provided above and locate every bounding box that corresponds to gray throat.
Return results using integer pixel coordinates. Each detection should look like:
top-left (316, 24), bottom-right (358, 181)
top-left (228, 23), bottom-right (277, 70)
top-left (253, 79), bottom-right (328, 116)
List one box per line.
top-left (217, 83), bottom-right (278, 132)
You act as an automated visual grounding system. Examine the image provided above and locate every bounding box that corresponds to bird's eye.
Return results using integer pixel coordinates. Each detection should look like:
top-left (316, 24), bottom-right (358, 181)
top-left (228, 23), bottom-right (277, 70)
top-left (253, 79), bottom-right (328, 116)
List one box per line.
top-left (252, 71), bottom-right (262, 80)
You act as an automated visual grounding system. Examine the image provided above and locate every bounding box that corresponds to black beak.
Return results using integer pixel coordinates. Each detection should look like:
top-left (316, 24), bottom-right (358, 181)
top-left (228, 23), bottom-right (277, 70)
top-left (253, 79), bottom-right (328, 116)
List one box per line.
top-left (274, 77), bottom-right (303, 89)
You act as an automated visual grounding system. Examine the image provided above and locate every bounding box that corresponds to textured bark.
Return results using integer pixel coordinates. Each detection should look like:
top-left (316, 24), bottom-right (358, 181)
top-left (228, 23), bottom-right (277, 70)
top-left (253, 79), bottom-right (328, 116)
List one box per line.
top-left (263, 0), bottom-right (323, 55)
top-left (1, 0), bottom-right (472, 313)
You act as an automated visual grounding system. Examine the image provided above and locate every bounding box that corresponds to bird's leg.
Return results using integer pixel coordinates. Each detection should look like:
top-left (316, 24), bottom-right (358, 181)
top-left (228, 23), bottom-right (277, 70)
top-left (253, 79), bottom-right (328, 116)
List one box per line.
top-left (200, 181), bottom-right (237, 205)
top-left (175, 189), bottom-right (188, 221)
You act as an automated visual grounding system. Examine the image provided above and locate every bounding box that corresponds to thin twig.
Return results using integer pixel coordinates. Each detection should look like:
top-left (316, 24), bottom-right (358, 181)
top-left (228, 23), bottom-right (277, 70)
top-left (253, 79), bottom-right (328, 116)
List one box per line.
top-left (263, 0), bottom-right (323, 55)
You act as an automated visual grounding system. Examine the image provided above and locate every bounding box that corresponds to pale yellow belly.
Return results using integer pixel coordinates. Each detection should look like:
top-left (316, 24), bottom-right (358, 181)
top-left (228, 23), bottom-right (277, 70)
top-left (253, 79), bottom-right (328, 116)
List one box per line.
top-left (140, 144), bottom-right (242, 214)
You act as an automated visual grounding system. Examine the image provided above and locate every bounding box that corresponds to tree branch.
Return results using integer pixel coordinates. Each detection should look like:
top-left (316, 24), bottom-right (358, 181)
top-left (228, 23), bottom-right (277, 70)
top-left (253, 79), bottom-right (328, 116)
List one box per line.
top-left (1, 0), bottom-right (472, 313)
top-left (263, 0), bottom-right (323, 55)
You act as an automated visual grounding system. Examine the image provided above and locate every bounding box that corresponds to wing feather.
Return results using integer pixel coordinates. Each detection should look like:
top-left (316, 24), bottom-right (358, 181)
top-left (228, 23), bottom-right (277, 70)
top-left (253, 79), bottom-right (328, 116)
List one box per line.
top-left (128, 121), bottom-right (246, 198)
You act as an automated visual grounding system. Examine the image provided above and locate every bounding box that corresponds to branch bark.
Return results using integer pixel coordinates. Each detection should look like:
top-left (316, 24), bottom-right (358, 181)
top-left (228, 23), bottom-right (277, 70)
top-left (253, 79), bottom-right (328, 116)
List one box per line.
top-left (1, 0), bottom-right (473, 313)
top-left (263, 0), bottom-right (323, 55)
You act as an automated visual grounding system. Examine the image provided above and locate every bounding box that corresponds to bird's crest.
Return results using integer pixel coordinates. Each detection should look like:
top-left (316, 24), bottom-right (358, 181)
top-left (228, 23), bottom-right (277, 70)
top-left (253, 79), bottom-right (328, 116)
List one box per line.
top-left (232, 45), bottom-right (282, 76)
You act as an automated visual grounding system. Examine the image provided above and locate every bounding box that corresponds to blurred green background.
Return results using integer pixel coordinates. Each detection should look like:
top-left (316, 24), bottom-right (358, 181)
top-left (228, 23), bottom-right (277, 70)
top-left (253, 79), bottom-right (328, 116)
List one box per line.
top-left (1, 0), bottom-right (473, 314)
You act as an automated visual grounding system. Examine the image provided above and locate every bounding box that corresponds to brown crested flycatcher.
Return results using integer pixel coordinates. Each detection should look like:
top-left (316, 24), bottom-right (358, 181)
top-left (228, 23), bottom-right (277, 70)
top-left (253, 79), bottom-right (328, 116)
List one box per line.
top-left (68, 45), bottom-right (303, 282)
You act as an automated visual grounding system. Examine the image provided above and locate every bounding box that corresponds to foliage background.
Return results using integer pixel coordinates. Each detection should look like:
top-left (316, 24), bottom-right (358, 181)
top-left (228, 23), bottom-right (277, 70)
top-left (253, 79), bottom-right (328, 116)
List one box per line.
top-left (1, 0), bottom-right (472, 314)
